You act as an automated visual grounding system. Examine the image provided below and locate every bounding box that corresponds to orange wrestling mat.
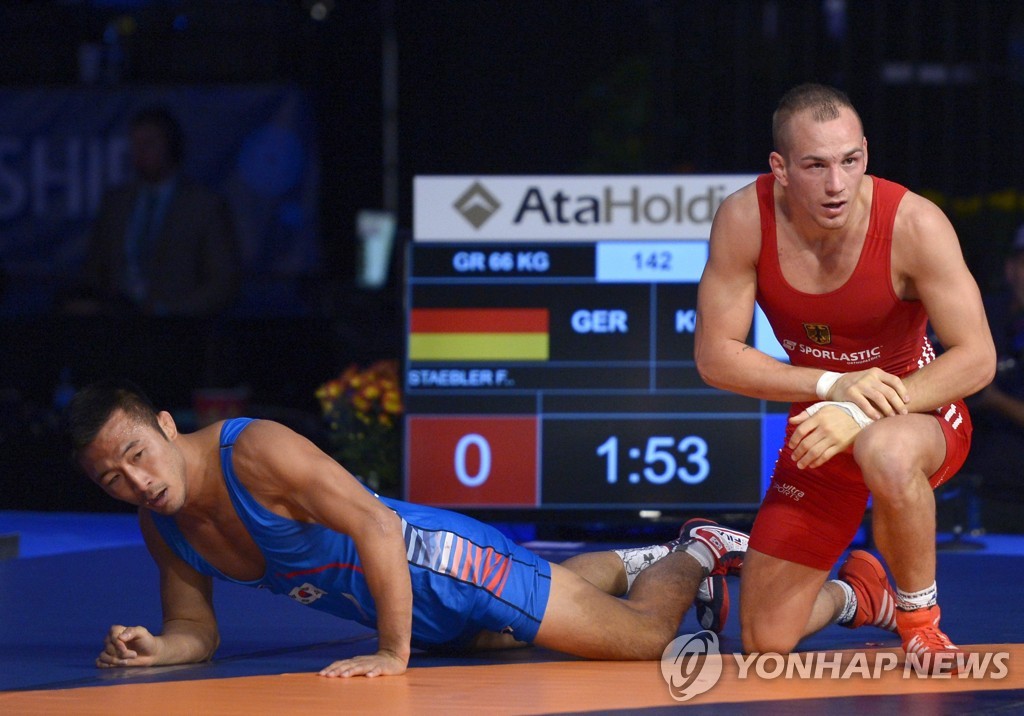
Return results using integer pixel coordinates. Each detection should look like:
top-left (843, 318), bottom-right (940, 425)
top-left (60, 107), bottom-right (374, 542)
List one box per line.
top-left (3, 644), bottom-right (1022, 714)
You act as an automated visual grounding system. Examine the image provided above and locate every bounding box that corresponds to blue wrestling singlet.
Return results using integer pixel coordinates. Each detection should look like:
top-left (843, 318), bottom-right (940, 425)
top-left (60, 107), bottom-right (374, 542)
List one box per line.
top-left (150, 418), bottom-right (551, 647)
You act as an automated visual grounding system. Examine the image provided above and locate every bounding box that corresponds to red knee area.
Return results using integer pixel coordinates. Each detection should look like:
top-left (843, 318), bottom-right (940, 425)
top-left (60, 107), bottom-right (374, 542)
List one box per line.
top-left (927, 399), bottom-right (972, 490)
top-left (753, 400), bottom-right (972, 570)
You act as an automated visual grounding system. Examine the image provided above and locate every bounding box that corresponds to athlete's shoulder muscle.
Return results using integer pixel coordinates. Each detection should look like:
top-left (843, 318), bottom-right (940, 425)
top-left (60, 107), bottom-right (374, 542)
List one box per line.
top-left (707, 182), bottom-right (762, 269)
top-left (891, 190), bottom-right (964, 284)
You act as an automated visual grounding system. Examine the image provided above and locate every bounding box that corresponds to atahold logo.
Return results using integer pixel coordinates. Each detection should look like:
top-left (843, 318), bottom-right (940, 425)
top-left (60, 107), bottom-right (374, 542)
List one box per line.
top-left (660, 630), bottom-right (723, 702)
top-left (453, 181), bottom-right (501, 229)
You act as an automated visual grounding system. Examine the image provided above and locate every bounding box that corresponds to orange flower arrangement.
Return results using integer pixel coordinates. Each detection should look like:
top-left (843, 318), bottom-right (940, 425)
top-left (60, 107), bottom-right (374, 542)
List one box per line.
top-left (316, 359), bottom-right (403, 494)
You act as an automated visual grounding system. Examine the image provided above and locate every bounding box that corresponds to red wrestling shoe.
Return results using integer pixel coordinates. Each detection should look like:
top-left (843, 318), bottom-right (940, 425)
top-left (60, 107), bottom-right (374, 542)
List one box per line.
top-left (836, 550), bottom-right (898, 632)
top-left (897, 605), bottom-right (960, 675)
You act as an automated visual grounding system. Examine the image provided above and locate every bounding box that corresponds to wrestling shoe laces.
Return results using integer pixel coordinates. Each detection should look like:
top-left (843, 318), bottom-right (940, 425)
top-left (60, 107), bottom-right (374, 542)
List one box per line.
top-left (681, 518), bottom-right (748, 577)
top-left (897, 605), bottom-right (959, 658)
top-left (694, 573), bottom-right (729, 634)
top-left (837, 550), bottom-right (898, 632)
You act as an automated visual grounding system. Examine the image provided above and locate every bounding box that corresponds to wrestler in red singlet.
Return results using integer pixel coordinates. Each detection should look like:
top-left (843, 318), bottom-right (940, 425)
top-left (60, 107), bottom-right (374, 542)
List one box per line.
top-left (749, 173), bottom-right (972, 570)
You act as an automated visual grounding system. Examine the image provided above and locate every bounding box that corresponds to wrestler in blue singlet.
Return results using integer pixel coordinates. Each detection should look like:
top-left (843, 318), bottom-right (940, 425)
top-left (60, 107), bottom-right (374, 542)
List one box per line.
top-left (150, 418), bottom-right (552, 647)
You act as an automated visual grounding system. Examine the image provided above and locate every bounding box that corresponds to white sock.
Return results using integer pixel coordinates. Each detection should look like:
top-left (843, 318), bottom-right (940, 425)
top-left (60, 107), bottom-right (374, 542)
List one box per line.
top-left (832, 579), bottom-right (857, 624)
top-left (896, 581), bottom-right (937, 611)
top-left (613, 545), bottom-right (670, 590)
top-left (681, 539), bottom-right (716, 574)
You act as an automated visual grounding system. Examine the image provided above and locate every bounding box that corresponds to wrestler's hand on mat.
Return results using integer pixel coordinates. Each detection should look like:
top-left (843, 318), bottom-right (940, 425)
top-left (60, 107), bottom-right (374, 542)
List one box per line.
top-left (96, 624), bottom-right (160, 668)
top-left (828, 368), bottom-right (909, 420)
top-left (318, 649), bottom-right (408, 678)
top-left (788, 406), bottom-right (862, 469)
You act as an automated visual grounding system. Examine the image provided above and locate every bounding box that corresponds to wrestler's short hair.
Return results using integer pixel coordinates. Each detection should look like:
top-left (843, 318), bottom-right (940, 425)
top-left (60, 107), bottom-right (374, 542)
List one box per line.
top-left (65, 379), bottom-right (164, 461)
top-left (772, 83), bottom-right (862, 155)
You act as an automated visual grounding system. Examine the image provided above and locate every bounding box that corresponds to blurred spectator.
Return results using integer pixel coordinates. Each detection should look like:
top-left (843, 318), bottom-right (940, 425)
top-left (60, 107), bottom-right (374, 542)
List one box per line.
top-left (65, 105), bottom-right (240, 316)
top-left (963, 224), bottom-right (1024, 526)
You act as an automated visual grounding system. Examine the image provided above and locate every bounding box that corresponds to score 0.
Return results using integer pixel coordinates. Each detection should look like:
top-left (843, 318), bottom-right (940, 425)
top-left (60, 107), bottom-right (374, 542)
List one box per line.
top-left (406, 416), bottom-right (538, 506)
top-left (453, 433), bottom-right (491, 486)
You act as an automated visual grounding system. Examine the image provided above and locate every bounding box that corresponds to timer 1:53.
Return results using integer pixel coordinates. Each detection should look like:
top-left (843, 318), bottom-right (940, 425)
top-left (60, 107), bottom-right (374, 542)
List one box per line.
top-left (595, 435), bottom-right (710, 485)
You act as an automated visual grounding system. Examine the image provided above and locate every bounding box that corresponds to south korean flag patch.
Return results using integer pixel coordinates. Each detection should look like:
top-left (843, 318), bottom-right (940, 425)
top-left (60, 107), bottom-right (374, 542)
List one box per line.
top-left (289, 582), bottom-right (327, 605)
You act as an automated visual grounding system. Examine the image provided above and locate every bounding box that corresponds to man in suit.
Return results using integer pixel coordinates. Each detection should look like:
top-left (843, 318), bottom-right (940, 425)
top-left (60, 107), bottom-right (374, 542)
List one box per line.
top-left (74, 106), bottom-right (240, 316)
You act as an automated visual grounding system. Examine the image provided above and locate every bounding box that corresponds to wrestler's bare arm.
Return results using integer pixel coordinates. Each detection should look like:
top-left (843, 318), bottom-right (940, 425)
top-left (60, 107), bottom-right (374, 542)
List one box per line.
top-left (696, 187), bottom-right (812, 399)
top-left (888, 191), bottom-right (996, 410)
top-left (96, 510), bottom-right (219, 668)
top-left (232, 420), bottom-right (413, 678)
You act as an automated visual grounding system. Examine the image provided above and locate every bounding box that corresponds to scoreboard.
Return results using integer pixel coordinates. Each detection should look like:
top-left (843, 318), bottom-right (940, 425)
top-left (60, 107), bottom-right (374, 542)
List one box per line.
top-left (404, 176), bottom-right (788, 511)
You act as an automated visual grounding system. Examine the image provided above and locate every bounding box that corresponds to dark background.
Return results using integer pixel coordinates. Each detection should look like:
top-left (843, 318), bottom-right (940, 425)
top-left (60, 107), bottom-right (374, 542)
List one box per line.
top-left (2, 0), bottom-right (1023, 513)
top-left (6, 1), bottom-right (1024, 264)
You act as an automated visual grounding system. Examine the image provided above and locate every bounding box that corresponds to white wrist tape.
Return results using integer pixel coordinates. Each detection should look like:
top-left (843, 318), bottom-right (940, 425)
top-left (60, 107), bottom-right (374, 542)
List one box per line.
top-left (804, 401), bottom-right (876, 429)
top-left (815, 371), bottom-right (842, 400)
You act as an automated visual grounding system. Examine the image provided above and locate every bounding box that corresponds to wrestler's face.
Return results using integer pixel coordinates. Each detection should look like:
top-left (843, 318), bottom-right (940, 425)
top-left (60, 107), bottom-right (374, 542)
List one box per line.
top-left (79, 408), bottom-right (187, 514)
top-left (770, 106), bottom-right (868, 231)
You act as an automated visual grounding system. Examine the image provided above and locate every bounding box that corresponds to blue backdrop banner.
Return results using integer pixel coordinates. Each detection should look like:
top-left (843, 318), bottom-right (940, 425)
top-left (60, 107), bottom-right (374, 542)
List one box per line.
top-left (0, 84), bottom-right (320, 315)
